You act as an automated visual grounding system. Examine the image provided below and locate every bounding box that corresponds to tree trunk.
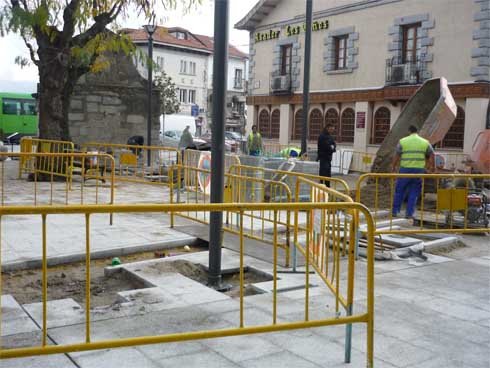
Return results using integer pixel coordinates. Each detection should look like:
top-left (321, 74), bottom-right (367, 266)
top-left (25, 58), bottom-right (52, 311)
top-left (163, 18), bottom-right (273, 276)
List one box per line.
top-left (37, 47), bottom-right (72, 142)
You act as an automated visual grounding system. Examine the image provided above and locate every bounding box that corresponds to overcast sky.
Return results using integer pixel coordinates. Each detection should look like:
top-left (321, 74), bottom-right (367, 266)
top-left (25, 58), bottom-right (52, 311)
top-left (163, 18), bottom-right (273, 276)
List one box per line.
top-left (0, 0), bottom-right (257, 93)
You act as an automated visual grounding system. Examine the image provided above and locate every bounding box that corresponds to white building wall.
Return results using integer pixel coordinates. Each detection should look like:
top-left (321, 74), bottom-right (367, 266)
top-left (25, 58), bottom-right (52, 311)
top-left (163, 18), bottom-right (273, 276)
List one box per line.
top-left (248, 0), bottom-right (477, 96)
top-left (134, 45), bottom-right (210, 118)
top-left (206, 56), bottom-right (248, 92)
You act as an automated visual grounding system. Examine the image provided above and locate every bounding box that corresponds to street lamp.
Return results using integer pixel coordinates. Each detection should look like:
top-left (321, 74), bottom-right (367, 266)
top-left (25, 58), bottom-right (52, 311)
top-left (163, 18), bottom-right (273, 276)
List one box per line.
top-left (143, 20), bottom-right (157, 167)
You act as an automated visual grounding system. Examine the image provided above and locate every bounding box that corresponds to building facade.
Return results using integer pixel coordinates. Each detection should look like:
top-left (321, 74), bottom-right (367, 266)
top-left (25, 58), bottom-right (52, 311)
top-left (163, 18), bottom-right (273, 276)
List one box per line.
top-left (125, 27), bottom-right (248, 133)
top-left (236, 0), bottom-right (489, 156)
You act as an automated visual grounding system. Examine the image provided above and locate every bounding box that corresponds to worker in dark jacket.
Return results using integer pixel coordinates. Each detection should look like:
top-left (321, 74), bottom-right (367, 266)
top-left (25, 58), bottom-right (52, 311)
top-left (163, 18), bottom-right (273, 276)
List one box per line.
top-left (317, 123), bottom-right (336, 187)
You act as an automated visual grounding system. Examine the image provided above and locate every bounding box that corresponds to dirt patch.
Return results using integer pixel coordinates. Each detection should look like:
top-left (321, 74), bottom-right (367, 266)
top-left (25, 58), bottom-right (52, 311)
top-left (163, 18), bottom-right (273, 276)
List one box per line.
top-left (1, 261), bottom-right (144, 307)
top-left (1, 246), bottom-right (205, 308)
top-left (147, 260), bottom-right (272, 298)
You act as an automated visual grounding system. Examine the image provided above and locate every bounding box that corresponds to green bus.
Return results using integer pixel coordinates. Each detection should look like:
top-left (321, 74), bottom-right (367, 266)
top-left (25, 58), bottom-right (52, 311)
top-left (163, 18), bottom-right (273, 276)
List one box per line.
top-left (0, 92), bottom-right (38, 140)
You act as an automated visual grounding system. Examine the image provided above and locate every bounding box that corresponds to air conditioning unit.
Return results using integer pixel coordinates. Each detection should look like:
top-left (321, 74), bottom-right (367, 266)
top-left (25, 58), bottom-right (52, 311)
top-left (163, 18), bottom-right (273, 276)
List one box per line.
top-left (391, 64), bottom-right (409, 83)
top-left (270, 75), bottom-right (291, 94)
top-left (271, 76), bottom-right (283, 90)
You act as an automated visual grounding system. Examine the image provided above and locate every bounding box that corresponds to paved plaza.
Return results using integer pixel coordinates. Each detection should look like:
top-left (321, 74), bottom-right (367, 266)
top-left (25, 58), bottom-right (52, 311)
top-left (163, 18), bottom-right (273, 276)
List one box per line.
top-left (1, 160), bottom-right (489, 368)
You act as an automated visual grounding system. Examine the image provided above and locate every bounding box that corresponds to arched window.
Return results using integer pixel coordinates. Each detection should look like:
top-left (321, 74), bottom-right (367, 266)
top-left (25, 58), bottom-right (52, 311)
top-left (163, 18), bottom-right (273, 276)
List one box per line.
top-left (371, 107), bottom-right (391, 144)
top-left (292, 109), bottom-right (303, 141)
top-left (258, 109), bottom-right (270, 138)
top-left (325, 108), bottom-right (339, 141)
top-left (271, 109), bottom-right (280, 139)
top-left (440, 106), bottom-right (465, 149)
top-left (309, 109), bottom-right (323, 141)
top-left (340, 108), bottom-right (355, 143)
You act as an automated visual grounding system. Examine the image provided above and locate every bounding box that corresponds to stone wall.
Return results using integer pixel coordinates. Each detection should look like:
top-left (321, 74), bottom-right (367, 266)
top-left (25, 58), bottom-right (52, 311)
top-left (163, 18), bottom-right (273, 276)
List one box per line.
top-left (69, 52), bottom-right (161, 146)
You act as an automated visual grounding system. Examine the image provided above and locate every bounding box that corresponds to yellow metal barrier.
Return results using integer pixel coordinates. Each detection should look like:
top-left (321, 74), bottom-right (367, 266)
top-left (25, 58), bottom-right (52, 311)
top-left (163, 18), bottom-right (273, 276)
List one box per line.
top-left (19, 137), bottom-right (75, 183)
top-left (169, 164), bottom-right (294, 265)
top-left (0, 202), bottom-right (375, 367)
top-left (183, 149), bottom-right (240, 173)
top-left (80, 142), bottom-right (180, 186)
top-left (229, 164), bottom-right (350, 196)
top-left (356, 173), bottom-right (490, 234)
top-left (3, 152), bottom-right (115, 209)
top-left (341, 150), bottom-right (376, 173)
top-left (293, 177), bottom-right (359, 359)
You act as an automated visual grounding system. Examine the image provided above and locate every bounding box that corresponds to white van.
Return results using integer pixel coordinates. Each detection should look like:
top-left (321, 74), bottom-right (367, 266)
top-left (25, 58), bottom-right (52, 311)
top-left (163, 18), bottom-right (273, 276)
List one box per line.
top-left (160, 114), bottom-right (197, 136)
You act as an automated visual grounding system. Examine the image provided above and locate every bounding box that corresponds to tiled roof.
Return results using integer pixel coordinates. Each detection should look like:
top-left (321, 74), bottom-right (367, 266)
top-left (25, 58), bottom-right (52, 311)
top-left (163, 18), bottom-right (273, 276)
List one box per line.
top-left (123, 26), bottom-right (248, 59)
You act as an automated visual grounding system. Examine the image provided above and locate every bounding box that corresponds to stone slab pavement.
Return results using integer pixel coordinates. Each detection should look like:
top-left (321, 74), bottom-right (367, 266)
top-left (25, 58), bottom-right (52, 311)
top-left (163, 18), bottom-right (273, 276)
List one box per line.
top-left (1, 159), bottom-right (489, 367)
top-left (2, 239), bottom-right (490, 368)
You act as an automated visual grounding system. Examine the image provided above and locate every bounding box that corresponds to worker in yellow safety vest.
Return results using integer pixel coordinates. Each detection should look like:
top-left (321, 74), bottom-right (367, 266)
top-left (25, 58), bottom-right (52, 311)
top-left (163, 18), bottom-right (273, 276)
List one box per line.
top-left (280, 147), bottom-right (302, 158)
top-left (391, 125), bottom-right (434, 219)
top-left (247, 125), bottom-right (263, 156)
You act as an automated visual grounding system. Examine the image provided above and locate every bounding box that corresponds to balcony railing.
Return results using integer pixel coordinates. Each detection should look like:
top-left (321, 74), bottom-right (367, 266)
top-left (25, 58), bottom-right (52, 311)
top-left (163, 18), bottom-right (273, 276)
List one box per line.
top-left (270, 71), bottom-right (292, 95)
top-left (385, 57), bottom-right (425, 86)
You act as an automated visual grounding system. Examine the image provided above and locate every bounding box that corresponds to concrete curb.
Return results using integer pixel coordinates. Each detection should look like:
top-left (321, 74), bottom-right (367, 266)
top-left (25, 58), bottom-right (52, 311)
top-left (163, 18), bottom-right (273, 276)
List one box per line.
top-left (2, 237), bottom-right (200, 272)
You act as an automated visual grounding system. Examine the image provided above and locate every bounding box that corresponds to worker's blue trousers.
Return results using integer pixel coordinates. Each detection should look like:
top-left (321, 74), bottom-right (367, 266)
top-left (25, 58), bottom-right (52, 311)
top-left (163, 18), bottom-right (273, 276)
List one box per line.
top-left (392, 168), bottom-right (426, 217)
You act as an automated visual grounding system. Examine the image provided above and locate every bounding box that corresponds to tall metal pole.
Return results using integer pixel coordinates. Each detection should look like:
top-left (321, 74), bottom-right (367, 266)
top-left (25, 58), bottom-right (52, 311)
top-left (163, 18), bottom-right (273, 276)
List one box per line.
top-left (301, 0), bottom-right (313, 156)
top-left (208, 0), bottom-right (229, 287)
top-left (146, 28), bottom-right (155, 166)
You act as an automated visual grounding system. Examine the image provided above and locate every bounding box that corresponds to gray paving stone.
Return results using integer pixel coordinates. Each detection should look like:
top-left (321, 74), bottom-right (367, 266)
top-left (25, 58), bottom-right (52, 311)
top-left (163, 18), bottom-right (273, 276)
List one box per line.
top-left (421, 296), bottom-right (490, 322)
top-left (137, 340), bottom-right (207, 360)
top-left (219, 306), bottom-right (275, 327)
top-left (405, 356), bottom-right (480, 368)
top-left (263, 331), bottom-right (366, 367)
top-left (239, 351), bottom-right (321, 368)
top-left (158, 350), bottom-right (240, 368)
top-left (348, 331), bottom-right (435, 367)
top-left (117, 287), bottom-right (188, 310)
top-left (203, 335), bottom-right (282, 363)
top-left (71, 347), bottom-right (161, 368)
top-left (1, 295), bottom-right (39, 337)
top-left (409, 333), bottom-right (489, 368)
top-left (0, 354), bottom-right (77, 368)
top-left (23, 298), bottom-right (85, 328)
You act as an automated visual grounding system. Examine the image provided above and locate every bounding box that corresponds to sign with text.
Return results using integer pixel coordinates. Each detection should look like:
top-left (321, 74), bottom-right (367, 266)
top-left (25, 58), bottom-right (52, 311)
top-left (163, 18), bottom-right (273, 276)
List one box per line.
top-left (255, 19), bottom-right (329, 43)
top-left (356, 112), bottom-right (366, 129)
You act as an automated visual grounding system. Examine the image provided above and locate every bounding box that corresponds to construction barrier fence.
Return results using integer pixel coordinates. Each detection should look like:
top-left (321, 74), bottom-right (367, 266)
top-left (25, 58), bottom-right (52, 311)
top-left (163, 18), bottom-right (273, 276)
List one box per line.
top-left (80, 142), bottom-right (180, 186)
top-left (182, 149), bottom-right (240, 173)
top-left (169, 164), bottom-right (294, 265)
top-left (340, 150), bottom-right (375, 173)
top-left (5, 152), bottom-right (115, 208)
top-left (0, 202), bottom-right (375, 367)
top-left (228, 164), bottom-right (350, 198)
top-left (356, 173), bottom-right (490, 234)
top-left (19, 137), bottom-right (75, 182)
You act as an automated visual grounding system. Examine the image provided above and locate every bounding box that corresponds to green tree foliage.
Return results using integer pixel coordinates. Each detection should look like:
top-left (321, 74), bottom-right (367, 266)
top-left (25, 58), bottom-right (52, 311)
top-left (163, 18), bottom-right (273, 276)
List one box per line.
top-left (154, 70), bottom-right (180, 115)
top-left (0, 0), bottom-right (196, 140)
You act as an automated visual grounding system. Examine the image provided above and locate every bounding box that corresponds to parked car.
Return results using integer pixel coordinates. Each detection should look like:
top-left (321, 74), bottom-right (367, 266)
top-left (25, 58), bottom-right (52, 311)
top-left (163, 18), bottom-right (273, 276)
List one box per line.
top-left (3, 132), bottom-right (23, 145)
top-left (200, 132), bottom-right (236, 152)
top-left (160, 130), bottom-right (209, 150)
top-left (225, 131), bottom-right (247, 153)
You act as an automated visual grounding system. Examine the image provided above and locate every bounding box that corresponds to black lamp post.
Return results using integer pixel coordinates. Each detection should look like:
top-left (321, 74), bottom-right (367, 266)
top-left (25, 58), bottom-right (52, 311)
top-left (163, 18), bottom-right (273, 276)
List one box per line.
top-left (143, 22), bottom-right (157, 166)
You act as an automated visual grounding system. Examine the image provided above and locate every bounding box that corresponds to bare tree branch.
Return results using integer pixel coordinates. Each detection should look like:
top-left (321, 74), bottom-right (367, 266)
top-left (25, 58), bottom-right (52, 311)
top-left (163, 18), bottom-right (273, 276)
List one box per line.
top-left (107, 1), bottom-right (125, 23)
top-left (62, 0), bottom-right (79, 41)
top-left (21, 33), bottom-right (40, 65)
top-left (71, 9), bottom-right (114, 47)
